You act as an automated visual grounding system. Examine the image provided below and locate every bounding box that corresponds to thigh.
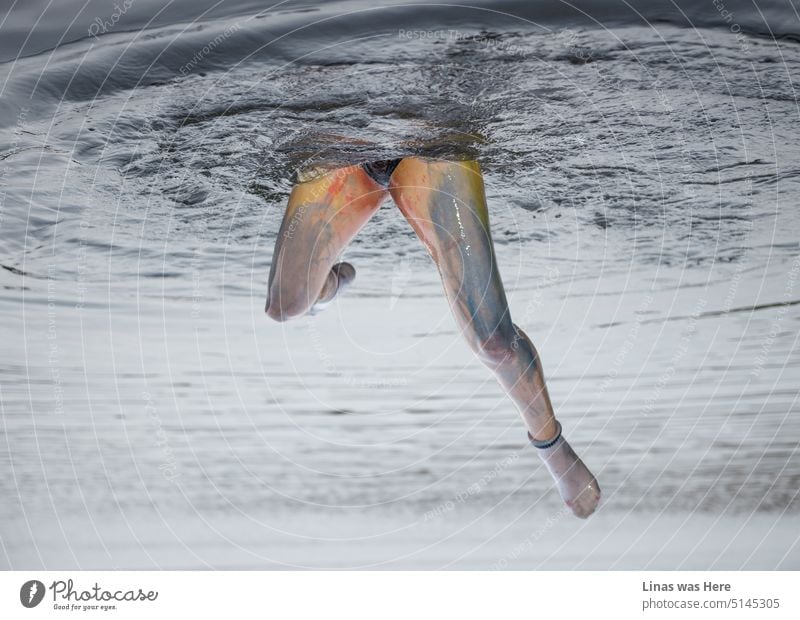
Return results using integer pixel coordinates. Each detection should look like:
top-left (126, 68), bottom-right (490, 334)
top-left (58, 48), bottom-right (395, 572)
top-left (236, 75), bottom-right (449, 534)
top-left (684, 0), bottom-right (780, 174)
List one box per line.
top-left (388, 158), bottom-right (514, 343)
top-left (267, 164), bottom-right (387, 317)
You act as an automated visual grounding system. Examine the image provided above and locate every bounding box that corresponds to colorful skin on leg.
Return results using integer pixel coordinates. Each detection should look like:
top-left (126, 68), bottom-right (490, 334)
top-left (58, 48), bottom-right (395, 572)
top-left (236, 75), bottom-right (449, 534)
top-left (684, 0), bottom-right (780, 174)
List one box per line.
top-left (389, 158), bottom-right (600, 518)
top-left (266, 165), bottom-right (386, 320)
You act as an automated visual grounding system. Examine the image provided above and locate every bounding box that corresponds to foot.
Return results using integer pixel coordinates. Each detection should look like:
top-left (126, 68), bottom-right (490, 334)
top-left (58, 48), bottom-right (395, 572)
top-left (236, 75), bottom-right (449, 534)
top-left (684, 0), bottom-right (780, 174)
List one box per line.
top-left (530, 425), bottom-right (601, 519)
top-left (309, 262), bottom-right (356, 315)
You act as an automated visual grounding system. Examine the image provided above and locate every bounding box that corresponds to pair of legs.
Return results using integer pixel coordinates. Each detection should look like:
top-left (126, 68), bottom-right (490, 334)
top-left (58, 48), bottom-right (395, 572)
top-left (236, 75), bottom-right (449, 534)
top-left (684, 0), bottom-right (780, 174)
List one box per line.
top-left (265, 158), bottom-right (600, 518)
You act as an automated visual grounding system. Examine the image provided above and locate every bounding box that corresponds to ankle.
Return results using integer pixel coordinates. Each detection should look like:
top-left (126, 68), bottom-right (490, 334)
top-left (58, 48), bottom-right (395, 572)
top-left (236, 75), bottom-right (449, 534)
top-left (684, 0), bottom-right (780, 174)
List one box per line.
top-left (527, 419), bottom-right (561, 448)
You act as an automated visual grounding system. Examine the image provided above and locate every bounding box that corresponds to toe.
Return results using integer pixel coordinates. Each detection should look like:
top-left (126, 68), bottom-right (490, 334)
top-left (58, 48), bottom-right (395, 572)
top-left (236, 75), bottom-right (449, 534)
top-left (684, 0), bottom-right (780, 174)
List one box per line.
top-left (567, 482), bottom-right (601, 519)
top-left (334, 262), bottom-right (356, 283)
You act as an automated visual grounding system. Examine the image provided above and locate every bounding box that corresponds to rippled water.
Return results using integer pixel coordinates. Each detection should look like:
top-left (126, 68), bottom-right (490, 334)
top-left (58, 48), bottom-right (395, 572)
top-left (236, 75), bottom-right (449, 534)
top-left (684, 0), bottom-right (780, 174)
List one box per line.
top-left (1, 0), bottom-right (799, 568)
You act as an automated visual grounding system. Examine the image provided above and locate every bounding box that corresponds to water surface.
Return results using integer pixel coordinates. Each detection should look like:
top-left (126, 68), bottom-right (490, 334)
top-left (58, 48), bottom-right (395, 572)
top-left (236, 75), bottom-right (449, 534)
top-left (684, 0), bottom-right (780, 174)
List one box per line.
top-left (1, 0), bottom-right (799, 569)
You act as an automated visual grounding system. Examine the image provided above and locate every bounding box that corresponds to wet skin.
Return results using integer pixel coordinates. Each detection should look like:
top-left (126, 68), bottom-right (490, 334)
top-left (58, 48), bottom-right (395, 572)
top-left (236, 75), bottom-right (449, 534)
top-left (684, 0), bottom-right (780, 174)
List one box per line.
top-left (265, 164), bottom-right (386, 321)
top-left (266, 157), bottom-right (601, 518)
top-left (388, 159), bottom-right (558, 442)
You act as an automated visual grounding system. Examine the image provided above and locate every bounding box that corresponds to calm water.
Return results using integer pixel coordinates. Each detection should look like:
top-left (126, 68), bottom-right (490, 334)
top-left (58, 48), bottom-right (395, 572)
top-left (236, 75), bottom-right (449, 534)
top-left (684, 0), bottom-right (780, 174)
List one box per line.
top-left (1, 0), bottom-right (799, 568)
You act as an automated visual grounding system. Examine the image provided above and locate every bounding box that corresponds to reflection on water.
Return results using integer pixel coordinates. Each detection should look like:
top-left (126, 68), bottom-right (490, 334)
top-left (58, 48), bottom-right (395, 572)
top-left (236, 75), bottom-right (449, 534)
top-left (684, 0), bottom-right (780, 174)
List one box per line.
top-left (1, 0), bottom-right (799, 568)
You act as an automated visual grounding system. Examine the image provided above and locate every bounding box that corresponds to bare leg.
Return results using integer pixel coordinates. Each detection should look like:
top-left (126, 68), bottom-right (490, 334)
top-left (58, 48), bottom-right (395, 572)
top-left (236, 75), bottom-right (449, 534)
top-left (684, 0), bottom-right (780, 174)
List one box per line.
top-left (388, 157), bottom-right (600, 518)
top-left (266, 164), bottom-right (386, 321)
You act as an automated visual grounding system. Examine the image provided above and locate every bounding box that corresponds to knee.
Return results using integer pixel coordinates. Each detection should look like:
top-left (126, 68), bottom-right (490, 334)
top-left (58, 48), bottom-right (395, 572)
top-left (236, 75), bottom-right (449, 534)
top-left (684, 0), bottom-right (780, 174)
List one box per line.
top-left (265, 296), bottom-right (307, 322)
top-left (469, 330), bottom-right (517, 367)
top-left (469, 323), bottom-right (539, 368)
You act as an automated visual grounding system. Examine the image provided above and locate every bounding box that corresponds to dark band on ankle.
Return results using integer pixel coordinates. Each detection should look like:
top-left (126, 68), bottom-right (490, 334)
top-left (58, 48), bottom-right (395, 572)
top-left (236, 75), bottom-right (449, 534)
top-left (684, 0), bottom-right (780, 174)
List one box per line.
top-left (527, 420), bottom-right (562, 449)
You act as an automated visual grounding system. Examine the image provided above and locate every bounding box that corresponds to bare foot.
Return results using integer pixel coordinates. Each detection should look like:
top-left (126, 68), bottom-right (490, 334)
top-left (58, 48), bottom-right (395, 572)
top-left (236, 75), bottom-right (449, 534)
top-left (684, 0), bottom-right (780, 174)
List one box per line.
top-left (530, 425), bottom-right (601, 519)
top-left (309, 262), bottom-right (356, 315)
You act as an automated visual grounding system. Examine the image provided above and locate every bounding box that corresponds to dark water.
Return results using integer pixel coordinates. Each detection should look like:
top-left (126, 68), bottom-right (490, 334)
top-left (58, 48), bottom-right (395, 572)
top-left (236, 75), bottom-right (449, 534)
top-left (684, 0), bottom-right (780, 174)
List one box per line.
top-left (1, 0), bottom-right (799, 568)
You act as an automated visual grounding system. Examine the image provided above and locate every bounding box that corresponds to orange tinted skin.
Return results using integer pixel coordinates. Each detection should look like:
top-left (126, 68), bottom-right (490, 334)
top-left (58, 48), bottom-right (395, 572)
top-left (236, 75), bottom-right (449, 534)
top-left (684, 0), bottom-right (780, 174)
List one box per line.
top-left (266, 158), bottom-right (602, 517)
top-left (266, 157), bottom-right (557, 441)
top-left (388, 158), bottom-right (558, 441)
top-left (265, 165), bottom-right (386, 321)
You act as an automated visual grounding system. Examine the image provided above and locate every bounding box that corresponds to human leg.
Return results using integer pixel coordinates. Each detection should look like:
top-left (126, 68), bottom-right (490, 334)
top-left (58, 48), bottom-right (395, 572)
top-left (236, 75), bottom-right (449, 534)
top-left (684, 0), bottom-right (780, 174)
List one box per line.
top-left (266, 164), bottom-right (386, 321)
top-left (388, 157), bottom-right (600, 517)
